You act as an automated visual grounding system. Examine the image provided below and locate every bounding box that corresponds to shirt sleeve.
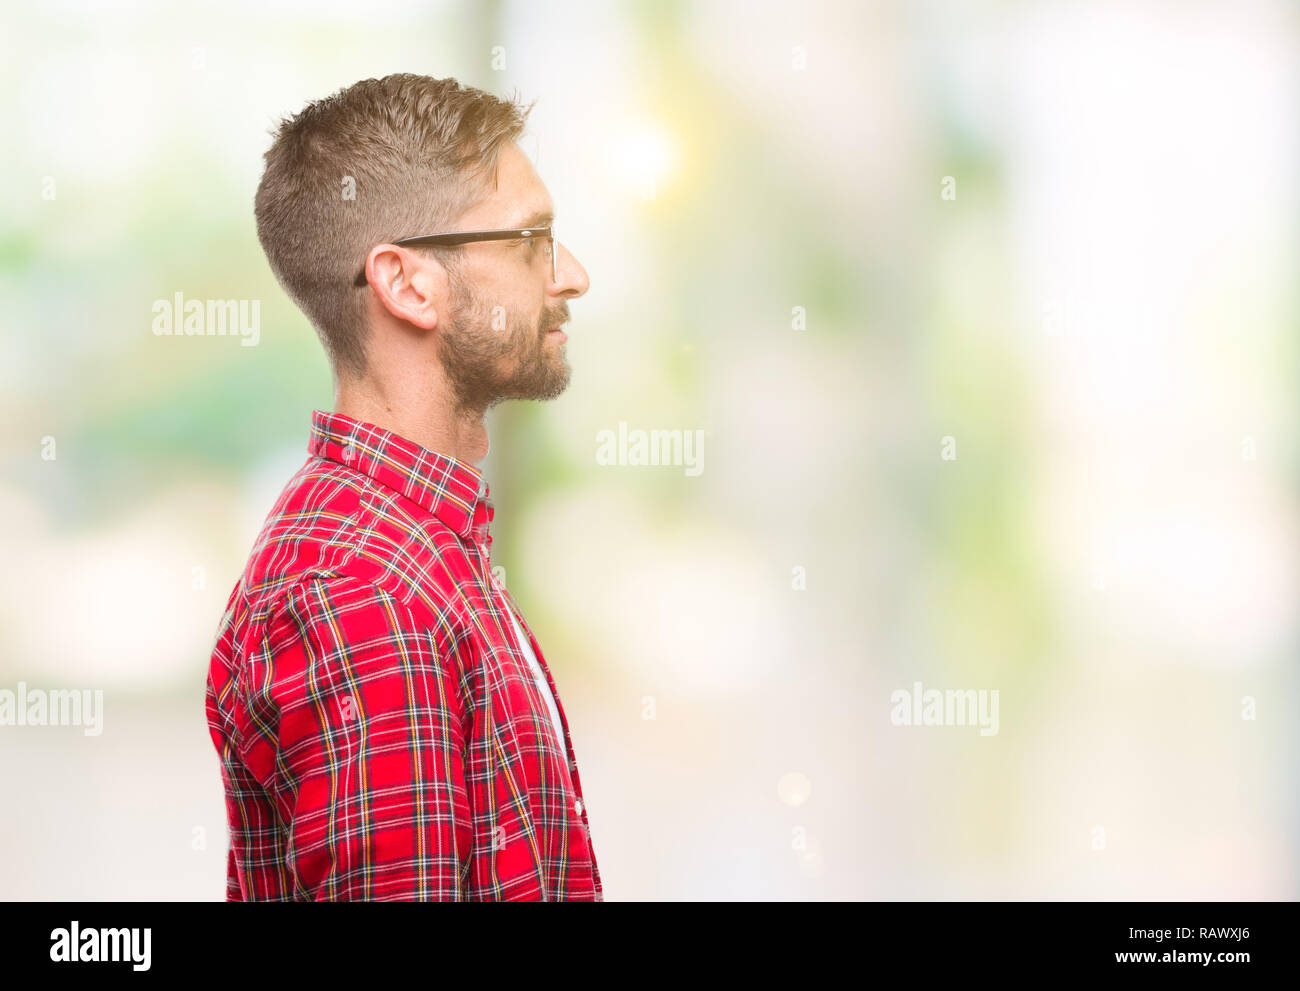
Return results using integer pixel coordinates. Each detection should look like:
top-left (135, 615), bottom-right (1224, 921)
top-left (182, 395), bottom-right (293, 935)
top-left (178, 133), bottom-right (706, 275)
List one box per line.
top-left (232, 575), bottom-right (469, 900)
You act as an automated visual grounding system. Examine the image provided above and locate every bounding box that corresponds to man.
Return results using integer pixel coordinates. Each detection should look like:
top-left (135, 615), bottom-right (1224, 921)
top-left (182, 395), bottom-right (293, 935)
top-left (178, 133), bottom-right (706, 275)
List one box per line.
top-left (204, 74), bottom-right (601, 900)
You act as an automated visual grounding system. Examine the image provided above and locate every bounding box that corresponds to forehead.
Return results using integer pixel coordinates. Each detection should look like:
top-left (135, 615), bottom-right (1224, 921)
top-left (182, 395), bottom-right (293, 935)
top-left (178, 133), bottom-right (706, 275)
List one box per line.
top-left (460, 141), bottom-right (553, 227)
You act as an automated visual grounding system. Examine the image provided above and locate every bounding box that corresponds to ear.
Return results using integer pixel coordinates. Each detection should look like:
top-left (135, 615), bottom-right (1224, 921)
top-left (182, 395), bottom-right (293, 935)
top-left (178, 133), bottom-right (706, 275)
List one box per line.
top-left (363, 244), bottom-right (444, 331)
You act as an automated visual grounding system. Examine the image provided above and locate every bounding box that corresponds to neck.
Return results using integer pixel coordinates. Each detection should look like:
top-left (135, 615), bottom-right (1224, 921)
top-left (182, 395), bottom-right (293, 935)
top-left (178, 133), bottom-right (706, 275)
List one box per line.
top-left (334, 365), bottom-right (489, 466)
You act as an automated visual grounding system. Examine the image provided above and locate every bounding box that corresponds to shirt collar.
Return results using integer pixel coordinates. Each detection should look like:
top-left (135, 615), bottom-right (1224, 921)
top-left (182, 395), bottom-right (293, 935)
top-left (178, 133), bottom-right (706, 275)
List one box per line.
top-left (308, 409), bottom-right (495, 549)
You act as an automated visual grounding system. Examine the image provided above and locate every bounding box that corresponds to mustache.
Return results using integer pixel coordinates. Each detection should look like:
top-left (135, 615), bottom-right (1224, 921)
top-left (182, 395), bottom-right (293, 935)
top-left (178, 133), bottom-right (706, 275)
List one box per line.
top-left (541, 305), bottom-right (570, 332)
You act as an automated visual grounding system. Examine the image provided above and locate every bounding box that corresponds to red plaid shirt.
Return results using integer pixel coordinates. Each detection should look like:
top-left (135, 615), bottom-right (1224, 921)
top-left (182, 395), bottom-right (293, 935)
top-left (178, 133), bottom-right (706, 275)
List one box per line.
top-left (205, 410), bottom-right (603, 900)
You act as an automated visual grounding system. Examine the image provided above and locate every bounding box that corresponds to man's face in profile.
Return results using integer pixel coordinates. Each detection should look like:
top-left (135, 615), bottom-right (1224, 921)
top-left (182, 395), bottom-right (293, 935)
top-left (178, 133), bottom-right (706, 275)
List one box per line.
top-left (435, 141), bottom-right (587, 412)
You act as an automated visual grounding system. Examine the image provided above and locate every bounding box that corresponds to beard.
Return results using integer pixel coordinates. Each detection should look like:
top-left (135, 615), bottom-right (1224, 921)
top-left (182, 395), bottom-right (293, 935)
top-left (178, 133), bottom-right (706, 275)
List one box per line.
top-left (436, 269), bottom-right (571, 416)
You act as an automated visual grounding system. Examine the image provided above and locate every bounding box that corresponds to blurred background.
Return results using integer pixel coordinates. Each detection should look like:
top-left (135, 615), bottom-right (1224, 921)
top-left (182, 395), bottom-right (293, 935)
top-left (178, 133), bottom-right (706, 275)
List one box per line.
top-left (0, 0), bottom-right (1296, 899)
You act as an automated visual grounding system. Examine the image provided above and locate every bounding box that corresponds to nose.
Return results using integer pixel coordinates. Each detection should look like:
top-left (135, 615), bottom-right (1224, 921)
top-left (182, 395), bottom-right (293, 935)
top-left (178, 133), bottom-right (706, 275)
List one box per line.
top-left (552, 240), bottom-right (589, 298)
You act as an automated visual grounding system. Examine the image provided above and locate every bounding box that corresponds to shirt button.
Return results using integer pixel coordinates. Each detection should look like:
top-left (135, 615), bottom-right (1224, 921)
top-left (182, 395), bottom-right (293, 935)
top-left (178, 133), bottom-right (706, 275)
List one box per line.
top-left (575, 798), bottom-right (584, 816)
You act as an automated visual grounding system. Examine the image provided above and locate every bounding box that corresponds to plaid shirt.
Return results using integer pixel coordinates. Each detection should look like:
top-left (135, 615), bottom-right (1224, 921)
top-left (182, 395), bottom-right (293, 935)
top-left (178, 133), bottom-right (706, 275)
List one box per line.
top-left (204, 410), bottom-right (603, 901)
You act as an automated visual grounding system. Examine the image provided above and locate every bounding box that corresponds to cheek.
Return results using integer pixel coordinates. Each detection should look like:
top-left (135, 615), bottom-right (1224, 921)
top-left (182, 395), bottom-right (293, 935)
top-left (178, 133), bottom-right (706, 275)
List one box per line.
top-left (528, 299), bottom-right (548, 332)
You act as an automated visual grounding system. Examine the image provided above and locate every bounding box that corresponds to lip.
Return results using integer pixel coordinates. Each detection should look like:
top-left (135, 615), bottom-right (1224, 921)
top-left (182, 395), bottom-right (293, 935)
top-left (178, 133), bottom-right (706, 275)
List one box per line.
top-left (547, 327), bottom-right (567, 342)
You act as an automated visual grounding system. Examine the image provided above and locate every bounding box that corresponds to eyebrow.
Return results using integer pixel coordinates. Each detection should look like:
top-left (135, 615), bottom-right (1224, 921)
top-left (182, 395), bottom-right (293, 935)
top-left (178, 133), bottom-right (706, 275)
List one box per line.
top-left (511, 210), bottom-right (554, 230)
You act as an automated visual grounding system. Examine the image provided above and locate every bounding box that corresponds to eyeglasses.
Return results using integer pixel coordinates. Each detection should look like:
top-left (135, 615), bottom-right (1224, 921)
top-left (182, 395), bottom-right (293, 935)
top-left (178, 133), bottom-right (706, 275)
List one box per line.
top-left (353, 225), bottom-right (556, 287)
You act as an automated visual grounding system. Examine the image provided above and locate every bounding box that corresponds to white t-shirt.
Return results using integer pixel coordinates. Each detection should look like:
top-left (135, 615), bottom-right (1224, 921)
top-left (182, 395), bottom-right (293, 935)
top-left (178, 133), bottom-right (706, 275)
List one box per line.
top-left (505, 605), bottom-right (567, 751)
